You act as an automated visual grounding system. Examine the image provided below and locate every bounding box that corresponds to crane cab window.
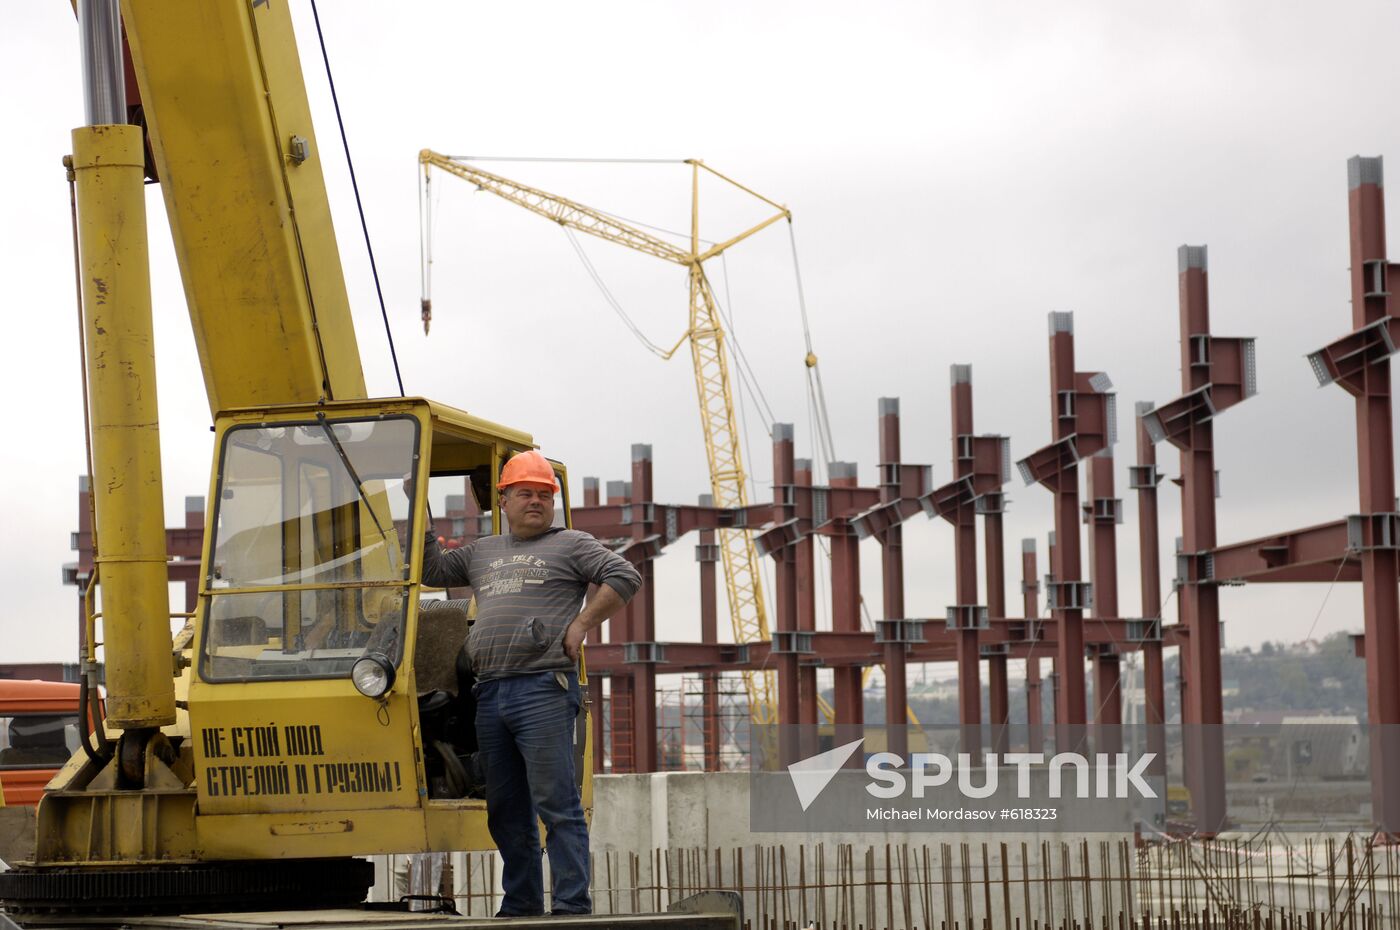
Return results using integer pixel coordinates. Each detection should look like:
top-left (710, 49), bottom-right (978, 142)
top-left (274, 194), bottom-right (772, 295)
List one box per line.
top-left (201, 415), bottom-right (420, 682)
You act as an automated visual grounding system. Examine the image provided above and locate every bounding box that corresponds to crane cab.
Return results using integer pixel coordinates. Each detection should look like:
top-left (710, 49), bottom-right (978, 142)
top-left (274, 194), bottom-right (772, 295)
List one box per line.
top-left (189, 396), bottom-right (589, 859)
top-left (189, 394), bottom-right (588, 857)
top-left (52, 396), bottom-right (590, 863)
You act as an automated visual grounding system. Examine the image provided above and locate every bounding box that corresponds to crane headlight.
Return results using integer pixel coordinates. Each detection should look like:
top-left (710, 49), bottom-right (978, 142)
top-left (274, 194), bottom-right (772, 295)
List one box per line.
top-left (351, 653), bottom-right (395, 698)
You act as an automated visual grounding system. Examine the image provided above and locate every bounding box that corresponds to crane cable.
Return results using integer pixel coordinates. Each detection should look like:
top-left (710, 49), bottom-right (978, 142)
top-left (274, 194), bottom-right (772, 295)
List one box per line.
top-left (708, 261), bottom-right (778, 437)
top-left (309, 4), bottom-right (443, 535)
top-left (558, 223), bottom-right (781, 447)
top-left (419, 165), bottom-right (433, 331)
top-left (788, 221), bottom-right (837, 471)
top-left (563, 227), bottom-right (680, 360)
top-left (444, 155), bottom-right (687, 165)
top-left (309, 1), bottom-right (404, 396)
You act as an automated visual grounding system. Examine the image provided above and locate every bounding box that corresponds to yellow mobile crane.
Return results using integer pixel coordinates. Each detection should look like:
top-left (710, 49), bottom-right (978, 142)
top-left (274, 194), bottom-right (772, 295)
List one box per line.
top-left (0, 3), bottom-right (735, 924)
top-left (419, 154), bottom-right (798, 725)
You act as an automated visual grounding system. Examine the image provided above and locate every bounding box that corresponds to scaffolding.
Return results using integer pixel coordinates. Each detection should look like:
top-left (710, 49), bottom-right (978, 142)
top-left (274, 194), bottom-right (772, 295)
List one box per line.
top-left (601, 674), bottom-right (751, 773)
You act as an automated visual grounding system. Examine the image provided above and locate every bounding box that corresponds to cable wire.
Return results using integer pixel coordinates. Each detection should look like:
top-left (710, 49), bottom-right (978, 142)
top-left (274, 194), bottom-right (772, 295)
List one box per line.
top-left (309, 0), bottom-right (404, 395)
top-left (716, 254), bottom-right (779, 444)
top-left (788, 221), bottom-right (837, 466)
top-left (1302, 551), bottom-right (1350, 644)
top-left (418, 163), bottom-right (431, 320)
top-left (563, 228), bottom-right (677, 358)
top-left (595, 206), bottom-right (714, 249)
top-left (703, 264), bottom-right (777, 434)
top-left (447, 155), bottom-right (687, 165)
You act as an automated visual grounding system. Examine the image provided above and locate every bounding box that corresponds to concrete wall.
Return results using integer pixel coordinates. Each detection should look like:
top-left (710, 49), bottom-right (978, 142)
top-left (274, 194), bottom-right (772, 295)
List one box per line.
top-left (589, 770), bottom-right (1127, 851)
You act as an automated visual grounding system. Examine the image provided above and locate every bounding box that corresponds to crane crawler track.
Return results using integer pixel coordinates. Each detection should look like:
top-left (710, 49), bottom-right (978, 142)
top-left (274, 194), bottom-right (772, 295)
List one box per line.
top-left (0, 858), bottom-right (373, 917)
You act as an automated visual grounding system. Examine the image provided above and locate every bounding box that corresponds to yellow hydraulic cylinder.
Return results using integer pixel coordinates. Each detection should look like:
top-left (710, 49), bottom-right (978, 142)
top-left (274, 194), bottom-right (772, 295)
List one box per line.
top-left (72, 123), bottom-right (176, 729)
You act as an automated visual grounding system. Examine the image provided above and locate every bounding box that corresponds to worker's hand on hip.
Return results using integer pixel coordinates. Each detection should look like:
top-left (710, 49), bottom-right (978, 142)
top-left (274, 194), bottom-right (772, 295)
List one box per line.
top-left (563, 619), bottom-right (587, 662)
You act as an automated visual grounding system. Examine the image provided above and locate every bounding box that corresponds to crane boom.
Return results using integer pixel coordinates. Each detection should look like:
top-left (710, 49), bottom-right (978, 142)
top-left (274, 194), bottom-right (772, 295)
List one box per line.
top-left (421, 151), bottom-right (788, 724)
top-left (123, 0), bottom-right (367, 413)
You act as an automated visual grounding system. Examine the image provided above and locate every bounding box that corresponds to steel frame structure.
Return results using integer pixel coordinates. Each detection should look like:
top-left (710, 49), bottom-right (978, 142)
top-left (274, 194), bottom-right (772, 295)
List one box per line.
top-left (64, 156), bottom-right (1400, 837)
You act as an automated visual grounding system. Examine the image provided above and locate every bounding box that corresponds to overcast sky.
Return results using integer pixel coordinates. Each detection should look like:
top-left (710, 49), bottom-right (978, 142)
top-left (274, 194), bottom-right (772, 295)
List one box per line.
top-left (5, 2), bottom-right (1400, 676)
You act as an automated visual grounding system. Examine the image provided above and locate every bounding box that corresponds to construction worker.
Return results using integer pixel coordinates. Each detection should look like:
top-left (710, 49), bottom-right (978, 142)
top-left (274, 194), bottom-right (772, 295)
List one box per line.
top-left (420, 450), bottom-right (641, 917)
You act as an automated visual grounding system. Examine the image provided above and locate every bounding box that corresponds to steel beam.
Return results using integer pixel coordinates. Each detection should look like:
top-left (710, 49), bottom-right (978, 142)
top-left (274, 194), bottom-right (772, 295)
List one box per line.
top-left (950, 367), bottom-right (983, 744)
top-left (1138, 241), bottom-right (1256, 821)
top-left (794, 460), bottom-right (820, 727)
top-left (1016, 313), bottom-right (1112, 726)
top-left (1086, 453), bottom-right (1122, 734)
top-left (829, 462), bottom-right (864, 725)
top-left (1133, 404), bottom-right (1168, 786)
top-left (1339, 156), bottom-right (1400, 836)
top-left (697, 493), bottom-right (721, 772)
top-left (982, 427), bottom-right (1010, 755)
top-left (877, 399), bottom-right (910, 757)
top-left (1155, 244), bottom-right (1233, 834)
top-left (770, 426), bottom-right (802, 751)
top-left (605, 478), bottom-right (635, 774)
top-left (1021, 539), bottom-right (1044, 751)
top-left (580, 617), bottom-right (1154, 676)
top-left (630, 445), bottom-right (659, 773)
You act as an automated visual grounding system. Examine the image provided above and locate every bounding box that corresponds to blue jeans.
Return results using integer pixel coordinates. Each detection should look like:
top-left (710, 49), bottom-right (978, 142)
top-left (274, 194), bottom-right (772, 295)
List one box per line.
top-left (474, 670), bottom-right (590, 916)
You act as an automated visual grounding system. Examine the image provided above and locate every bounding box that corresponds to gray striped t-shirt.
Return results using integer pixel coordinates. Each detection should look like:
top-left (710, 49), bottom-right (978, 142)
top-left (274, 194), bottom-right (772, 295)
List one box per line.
top-left (420, 528), bottom-right (641, 681)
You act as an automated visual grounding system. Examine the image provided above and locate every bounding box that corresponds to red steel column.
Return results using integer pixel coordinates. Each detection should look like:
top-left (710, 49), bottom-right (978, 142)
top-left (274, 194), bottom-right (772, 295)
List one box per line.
top-left (697, 493), bottom-right (721, 772)
top-left (794, 459), bottom-right (820, 728)
top-left (1176, 245), bottom-right (1225, 833)
top-left (1345, 157), bottom-right (1400, 836)
top-left (950, 367), bottom-right (982, 735)
top-left (1022, 539), bottom-right (1043, 751)
top-left (987, 658), bottom-right (1007, 754)
top-left (606, 478), bottom-right (634, 773)
top-left (630, 445), bottom-right (658, 773)
top-left (772, 425), bottom-right (801, 741)
top-left (1133, 405), bottom-right (1167, 767)
top-left (985, 494), bottom-right (1009, 755)
top-left (1086, 454), bottom-right (1122, 732)
top-left (878, 398), bottom-right (909, 758)
top-left (829, 461), bottom-right (864, 725)
top-left (1048, 315), bottom-right (1087, 726)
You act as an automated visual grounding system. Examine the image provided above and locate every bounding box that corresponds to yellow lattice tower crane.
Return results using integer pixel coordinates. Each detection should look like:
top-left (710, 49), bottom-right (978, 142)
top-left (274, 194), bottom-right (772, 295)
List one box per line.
top-left (419, 151), bottom-right (792, 724)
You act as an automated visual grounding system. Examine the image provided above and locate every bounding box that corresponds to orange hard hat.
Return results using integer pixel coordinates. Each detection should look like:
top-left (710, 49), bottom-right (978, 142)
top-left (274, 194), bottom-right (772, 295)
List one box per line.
top-left (498, 450), bottom-right (560, 491)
